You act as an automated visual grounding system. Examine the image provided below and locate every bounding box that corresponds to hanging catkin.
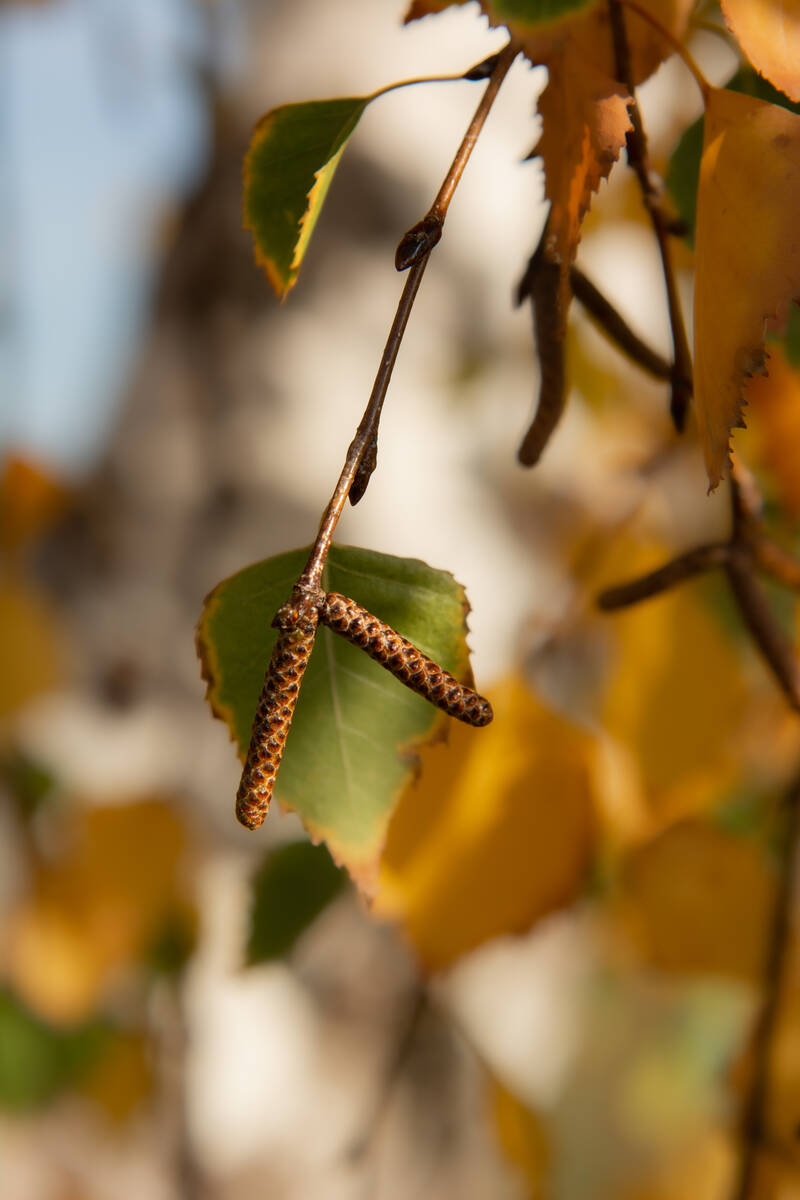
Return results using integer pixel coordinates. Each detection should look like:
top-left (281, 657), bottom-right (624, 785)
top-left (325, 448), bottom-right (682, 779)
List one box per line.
top-left (235, 593), bottom-right (319, 829)
top-left (320, 591), bottom-right (492, 726)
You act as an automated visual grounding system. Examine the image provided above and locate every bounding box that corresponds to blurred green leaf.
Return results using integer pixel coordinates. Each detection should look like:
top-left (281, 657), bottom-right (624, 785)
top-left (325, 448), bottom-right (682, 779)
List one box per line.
top-left (246, 840), bottom-right (348, 963)
top-left (0, 990), bottom-right (108, 1112)
top-left (243, 97), bottom-right (370, 298)
top-left (0, 749), bottom-right (56, 820)
top-left (197, 544), bottom-right (476, 881)
top-left (143, 906), bottom-right (197, 977)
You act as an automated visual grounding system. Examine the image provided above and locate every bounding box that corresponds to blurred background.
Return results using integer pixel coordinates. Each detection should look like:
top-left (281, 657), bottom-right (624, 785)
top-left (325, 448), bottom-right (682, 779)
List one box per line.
top-left (3, 1), bottom-right (800, 1198)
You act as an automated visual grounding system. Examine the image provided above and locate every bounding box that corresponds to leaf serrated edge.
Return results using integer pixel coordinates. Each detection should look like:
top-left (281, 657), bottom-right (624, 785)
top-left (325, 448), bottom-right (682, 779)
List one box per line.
top-left (195, 586), bottom-right (245, 759)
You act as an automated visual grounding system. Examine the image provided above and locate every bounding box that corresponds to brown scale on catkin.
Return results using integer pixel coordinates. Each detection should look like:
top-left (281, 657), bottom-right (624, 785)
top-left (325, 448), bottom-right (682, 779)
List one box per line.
top-left (235, 590), bottom-right (321, 830)
top-left (320, 591), bottom-right (492, 727)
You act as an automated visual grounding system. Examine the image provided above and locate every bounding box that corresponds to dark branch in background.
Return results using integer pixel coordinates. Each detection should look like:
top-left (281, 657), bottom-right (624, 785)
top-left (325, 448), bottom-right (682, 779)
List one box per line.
top-left (570, 265), bottom-right (672, 381)
top-left (515, 247), bottom-right (675, 468)
top-left (346, 984), bottom-right (428, 1166)
top-left (608, 0), bottom-right (693, 430)
top-left (516, 222), bottom-right (567, 466)
top-left (596, 543), bottom-right (729, 609)
top-left (730, 778), bottom-right (800, 1200)
top-left (727, 469), bottom-right (800, 712)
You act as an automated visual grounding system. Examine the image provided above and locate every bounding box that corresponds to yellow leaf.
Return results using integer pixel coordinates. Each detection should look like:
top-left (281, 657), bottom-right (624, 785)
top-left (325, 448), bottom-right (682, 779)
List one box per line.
top-left (694, 87), bottom-right (800, 487)
top-left (0, 574), bottom-right (63, 718)
top-left (0, 455), bottom-right (70, 555)
top-left (601, 567), bottom-right (749, 829)
top-left (79, 1031), bottom-right (152, 1123)
top-left (375, 678), bottom-right (596, 971)
top-left (6, 801), bottom-right (193, 1022)
top-left (721, 0), bottom-right (800, 104)
top-left (615, 820), bottom-right (776, 980)
top-left (742, 342), bottom-right (800, 516)
top-left (492, 1079), bottom-right (548, 1197)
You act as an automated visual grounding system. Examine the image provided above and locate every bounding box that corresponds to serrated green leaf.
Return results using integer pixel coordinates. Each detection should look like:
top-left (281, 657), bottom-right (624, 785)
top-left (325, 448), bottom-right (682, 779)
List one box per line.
top-left (197, 545), bottom-right (477, 884)
top-left (246, 840), bottom-right (348, 964)
top-left (243, 97), bottom-right (370, 298)
top-left (667, 66), bottom-right (800, 248)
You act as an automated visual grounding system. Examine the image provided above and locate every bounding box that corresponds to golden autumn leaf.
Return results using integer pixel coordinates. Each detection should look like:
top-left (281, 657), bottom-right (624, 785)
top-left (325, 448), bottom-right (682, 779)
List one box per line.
top-left (694, 87), bottom-right (800, 487)
top-left (79, 1030), bottom-right (153, 1123)
top-left (721, 0), bottom-right (800, 104)
top-left (615, 819), bottom-right (776, 980)
top-left (741, 342), bottom-right (800, 516)
top-left (597, 552), bottom-right (749, 836)
top-left (0, 574), bottom-right (63, 719)
top-left (5, 801), bottom-right (193, 1023)
top-left (375, 677), bottom-right (596, 972)
top-left (492, 1078), bottom-right (549, 1197)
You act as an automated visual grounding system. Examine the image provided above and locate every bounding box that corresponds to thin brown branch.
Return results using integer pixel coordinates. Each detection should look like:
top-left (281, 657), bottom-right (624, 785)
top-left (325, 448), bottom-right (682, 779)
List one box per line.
top-left (730, 779), bottom-right (800, 1200)
top-left (752, 539), bottom-right (800, 592)
top-left (596, 543), bottom-right (729, 610)
top-left (726, 554), bottom-right (800, 712)
top-left (299, 255), bottom-right (429, 587)
top-left (607, 0), bottom-right (693, 431)
top-left (298, 43), bottom-right (518, 576)
top-left (395, 37), bottom-right (519, 271)
top-left (570, 265), bottom-right (673, 381)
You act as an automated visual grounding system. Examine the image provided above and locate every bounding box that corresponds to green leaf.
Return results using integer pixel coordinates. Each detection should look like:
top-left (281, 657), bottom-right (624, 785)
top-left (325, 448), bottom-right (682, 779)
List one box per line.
top-left (246, 840), bottom-right (348, 963)
top-left (243, 97), bottom-right (370, 298)
top-left (197, 544), bottom-right (476, 884)
top-left (0, 990), bottom-right (108, 1112)
top-left (667, 67), bottom-right (800, 247)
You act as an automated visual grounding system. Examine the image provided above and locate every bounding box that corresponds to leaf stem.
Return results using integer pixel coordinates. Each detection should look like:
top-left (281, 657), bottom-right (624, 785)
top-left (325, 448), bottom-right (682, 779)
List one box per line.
top-left (299, 41), bottom-right (518, 587)
top-left (619, 0), bottom-right (711, 101)
top-left (608, 0), bottom-right (694, 431)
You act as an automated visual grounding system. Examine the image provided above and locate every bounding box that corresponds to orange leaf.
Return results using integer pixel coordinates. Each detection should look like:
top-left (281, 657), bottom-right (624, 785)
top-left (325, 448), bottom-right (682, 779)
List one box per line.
top-left (743, 342), bottom-right (800, 516)
top-left (536, 52), bottom-right (631, 287)
top-left (0, 455), bottom-right (71, 555)
top-left (721, 0), bottom-right (800, 104)
top-left (375, 678), bottom-right (596, 972)
top-left (694, 87), bottom-right (800, 487)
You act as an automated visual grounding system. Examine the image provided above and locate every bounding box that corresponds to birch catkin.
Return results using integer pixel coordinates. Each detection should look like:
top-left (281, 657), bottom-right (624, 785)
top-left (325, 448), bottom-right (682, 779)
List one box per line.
top-left (235, 593), bottom-right (319, 830)
top-left (320, 591), bottom-right (492, 726)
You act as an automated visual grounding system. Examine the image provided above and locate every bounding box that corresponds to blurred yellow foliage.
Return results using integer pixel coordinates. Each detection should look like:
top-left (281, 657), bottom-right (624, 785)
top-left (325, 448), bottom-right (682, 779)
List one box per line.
top-left (79, 1030), bottom-right (153, 1123)
top-left (4, 800), bottom-right (193, 1024)
top-left (615, 820), bottom-right (776, 981)
top-left (600, 565), bottom-right (748, 833)
top-left (492, 1078), bottom-right (548, 1198)
top-left (743, 344), bottom-right (800, 518)
top-left (0, 575), bottom-right (63, 719)
top-left (376, 677), bottom-right (596, 971)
